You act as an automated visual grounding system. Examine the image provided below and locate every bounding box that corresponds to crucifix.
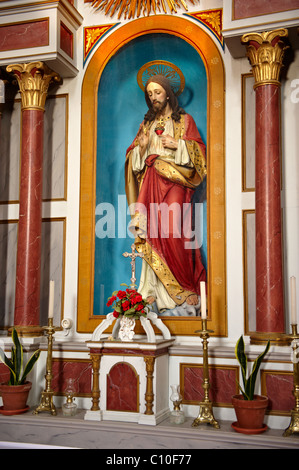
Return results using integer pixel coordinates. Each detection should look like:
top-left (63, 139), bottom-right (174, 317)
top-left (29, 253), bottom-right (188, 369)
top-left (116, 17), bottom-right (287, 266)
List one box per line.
top-left (123, 243), bottom-right (143, 288)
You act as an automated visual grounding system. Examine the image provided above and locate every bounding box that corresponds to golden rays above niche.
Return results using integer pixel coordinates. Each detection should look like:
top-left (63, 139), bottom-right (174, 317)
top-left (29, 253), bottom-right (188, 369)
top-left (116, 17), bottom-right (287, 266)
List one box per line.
top-left (84, 0), bottom-right (198, 20)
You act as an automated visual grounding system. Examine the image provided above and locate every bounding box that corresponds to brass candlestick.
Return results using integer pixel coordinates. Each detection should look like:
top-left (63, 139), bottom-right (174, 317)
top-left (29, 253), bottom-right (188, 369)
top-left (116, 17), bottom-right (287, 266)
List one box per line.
top-left (283, 323), bottom-right (299, 437)
top-left (33, 317), bottom-right (58, 415)
top-left (192, 319), bottom-right (220, 429)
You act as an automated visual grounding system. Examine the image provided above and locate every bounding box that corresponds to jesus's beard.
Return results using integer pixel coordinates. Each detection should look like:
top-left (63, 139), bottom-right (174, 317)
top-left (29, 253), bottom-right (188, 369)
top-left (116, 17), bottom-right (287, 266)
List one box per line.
top-left (152, 97), bottom-right (168, 114)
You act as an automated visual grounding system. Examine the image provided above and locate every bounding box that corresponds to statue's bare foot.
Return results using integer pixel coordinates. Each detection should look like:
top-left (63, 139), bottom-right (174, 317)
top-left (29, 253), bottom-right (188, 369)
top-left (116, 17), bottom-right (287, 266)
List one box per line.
top-left (186, 294), bottom-right (198, 305)
top-left (146, 296), bottom-right (156, 305)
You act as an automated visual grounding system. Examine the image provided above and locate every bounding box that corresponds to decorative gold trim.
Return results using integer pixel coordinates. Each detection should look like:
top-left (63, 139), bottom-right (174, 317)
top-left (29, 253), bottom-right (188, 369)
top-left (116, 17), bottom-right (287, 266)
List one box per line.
top-left (90, 352), bottom-right (102, 411)
top-left (42, 94), bottom-right (69, 202)
top-left (144, 356), bottom-right (155, 415)
top-left (242, 209), bottom-right (255, 335)
top-left (136, 240), bottom-right (195, 305)
top-left (261, 369), bottom-right (293, 416)
top-left (42, 217), bottom-right (67, 326)
top-left (6, 62), bottom-right (60, 111)
top-left (241, 29), bottom-right (289, 89)
top-left (180, 362), bottom-right (239, 408)
top-left (241, 73), bottom-right (255, 192)
top-left (85, 0), bottom-right (193, 19)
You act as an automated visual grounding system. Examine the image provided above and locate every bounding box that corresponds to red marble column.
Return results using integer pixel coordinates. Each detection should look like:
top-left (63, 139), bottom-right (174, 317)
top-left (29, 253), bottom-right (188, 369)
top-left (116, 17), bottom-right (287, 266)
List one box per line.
top-left (255, 84), bottom-right (284, 334)
top-left (14, 108), bottom-right (44, 335)
top-left (6, 62), bottom-right (60, 336)
top-left (242, 30), bottom-right (289, 344)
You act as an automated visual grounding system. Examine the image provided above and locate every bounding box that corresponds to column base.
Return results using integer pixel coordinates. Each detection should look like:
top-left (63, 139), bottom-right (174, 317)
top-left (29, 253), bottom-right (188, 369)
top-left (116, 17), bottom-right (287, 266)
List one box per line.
top-left (8, 325), bottom-right (44, 337)
top-left (250, 331), bottom-right (291, 346)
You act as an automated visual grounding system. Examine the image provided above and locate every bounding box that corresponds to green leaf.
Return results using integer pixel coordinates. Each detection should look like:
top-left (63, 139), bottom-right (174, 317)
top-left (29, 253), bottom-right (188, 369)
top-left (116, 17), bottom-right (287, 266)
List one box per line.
top-left (247, 340), bottom-right (270, 400)
top-left (235, 336), bottom-right (247, 391)
top-left (0, 348), bottom-right (17, 385)
top-left (125, 307), bottom-right (136, 315)
top-left (20, 349), bottom-right (41, 384)
top-left (12, 328), bottom-right (23, 383)
top-left (235, 379), bottom-right (248, 400)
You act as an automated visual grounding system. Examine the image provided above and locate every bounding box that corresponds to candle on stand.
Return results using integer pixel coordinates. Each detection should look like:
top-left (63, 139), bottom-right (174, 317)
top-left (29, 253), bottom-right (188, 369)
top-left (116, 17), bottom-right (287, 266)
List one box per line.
top-left (48, 280), bottom-right (54, 319)
top-left (200, 281), bottom-right (207, 319)
top-left (290, 276), bottom-right (297, 325)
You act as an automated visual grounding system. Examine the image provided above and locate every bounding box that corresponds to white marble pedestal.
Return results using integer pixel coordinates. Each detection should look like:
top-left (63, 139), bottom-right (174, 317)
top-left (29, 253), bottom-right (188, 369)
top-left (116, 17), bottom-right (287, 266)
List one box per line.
top-left (84, 338), bottom-right (174, 425)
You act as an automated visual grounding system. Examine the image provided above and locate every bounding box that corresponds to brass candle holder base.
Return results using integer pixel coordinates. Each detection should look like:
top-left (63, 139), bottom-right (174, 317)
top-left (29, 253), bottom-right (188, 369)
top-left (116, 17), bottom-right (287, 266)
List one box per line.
top-left (192, 319), bottom-right (220, 430)
top-left (33, 318), bottom-right (58, 416)
top-left (283, 409), bottom-right (299, 437)
top-left (192, 401), bottom-right (219, 429)
top-left (283, 324), bottom-right (299, 437)
top-left (34, 391), bottom-right (56, 416)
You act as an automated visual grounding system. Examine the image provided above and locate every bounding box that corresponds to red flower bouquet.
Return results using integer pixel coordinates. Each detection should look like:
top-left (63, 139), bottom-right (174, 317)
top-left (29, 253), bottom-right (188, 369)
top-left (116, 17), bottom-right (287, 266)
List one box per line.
top-left (106, 285), bottom-right (148, 319)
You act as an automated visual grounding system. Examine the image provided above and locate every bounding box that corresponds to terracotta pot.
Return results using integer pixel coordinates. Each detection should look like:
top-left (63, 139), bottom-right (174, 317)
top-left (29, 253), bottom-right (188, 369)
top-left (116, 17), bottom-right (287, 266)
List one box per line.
top-left (0, 381), bottom-right (32, 412)
top-left (232, 394), bottom-right (268, 433)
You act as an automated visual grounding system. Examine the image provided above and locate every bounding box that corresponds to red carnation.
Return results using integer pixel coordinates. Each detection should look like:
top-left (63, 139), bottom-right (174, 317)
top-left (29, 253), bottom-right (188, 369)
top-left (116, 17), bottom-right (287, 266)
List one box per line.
top-left (117, 290), bottom-right (127, 299)
top-left (106, 295), bottom-right (117, 307)
top-left (122, 300), bottom-right (130, 311)
top-left (131, 294), bottom-right (142, 305)
top-left (113, 310), bottom-right (119, 318)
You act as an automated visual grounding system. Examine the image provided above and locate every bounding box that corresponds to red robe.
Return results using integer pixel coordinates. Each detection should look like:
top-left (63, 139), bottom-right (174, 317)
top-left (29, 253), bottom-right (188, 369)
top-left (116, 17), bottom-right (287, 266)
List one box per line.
top-left (125, 113), bottom-right (207, 306)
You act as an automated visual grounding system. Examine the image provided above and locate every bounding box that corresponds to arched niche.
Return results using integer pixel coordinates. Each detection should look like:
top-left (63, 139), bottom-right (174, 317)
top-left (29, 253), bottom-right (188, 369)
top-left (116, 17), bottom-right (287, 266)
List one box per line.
top-left (78, 16), bottom-right (226, 337)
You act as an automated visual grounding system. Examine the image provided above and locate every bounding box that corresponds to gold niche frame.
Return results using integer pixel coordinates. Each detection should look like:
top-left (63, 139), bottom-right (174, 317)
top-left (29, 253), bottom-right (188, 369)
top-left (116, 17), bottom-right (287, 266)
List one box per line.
top-left (78, 16), bottom-right (226, 336)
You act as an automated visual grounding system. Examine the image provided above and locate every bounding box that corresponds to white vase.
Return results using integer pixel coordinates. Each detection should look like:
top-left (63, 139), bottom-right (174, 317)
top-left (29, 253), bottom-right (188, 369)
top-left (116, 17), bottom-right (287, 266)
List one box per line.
top-left (118, 315), bottom-right (136, 342)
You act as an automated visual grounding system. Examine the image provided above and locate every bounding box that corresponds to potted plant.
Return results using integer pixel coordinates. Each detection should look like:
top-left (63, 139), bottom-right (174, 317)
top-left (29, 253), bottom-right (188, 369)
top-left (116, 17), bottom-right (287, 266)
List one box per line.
top-left (0, 328), bottom-right (41, 415)
top-left (232, 335), bottom-right (270, 434)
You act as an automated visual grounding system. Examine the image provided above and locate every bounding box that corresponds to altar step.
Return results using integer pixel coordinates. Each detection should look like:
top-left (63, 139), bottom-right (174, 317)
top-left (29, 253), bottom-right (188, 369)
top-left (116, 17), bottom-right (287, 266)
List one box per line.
top-left (0, 409), bottom-right (298, 449)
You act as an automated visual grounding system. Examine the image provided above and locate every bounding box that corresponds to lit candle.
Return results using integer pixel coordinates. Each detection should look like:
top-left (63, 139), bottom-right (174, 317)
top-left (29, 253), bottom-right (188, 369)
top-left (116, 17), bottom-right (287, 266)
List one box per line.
top-left (48, 280), bottom-right (54, 319)
top-left (200, 281), bottom-right (207, 319)
top-left (290, 276), bottom-right (297, 325)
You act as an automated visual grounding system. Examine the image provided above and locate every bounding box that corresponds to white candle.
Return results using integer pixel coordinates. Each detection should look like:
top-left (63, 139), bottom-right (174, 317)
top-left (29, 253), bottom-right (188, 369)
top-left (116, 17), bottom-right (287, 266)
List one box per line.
top-left (290, 276), bottom-right (297, 325)
top-left (200, 281), bottom-right (207, 319)
top-left (48, 280), bottom-right (54, 319)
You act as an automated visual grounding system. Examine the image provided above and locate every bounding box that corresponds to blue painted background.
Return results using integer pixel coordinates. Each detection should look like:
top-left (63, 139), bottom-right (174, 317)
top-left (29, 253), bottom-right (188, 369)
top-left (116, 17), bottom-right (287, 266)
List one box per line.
top-left (94, 33), bottom-right (207, 316)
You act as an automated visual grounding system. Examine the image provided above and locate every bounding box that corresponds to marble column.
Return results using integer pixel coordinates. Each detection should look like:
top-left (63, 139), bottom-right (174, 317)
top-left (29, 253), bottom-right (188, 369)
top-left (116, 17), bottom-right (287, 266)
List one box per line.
top-left (6, 62), bottom-right (60, 337)
top-left (241, 30), bottom-right (289, 345)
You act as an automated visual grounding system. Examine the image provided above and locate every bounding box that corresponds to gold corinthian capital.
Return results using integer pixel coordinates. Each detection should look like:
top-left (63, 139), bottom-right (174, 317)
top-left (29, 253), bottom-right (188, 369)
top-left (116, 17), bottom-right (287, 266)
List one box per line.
top-left (241, 29), bottom-right (289, 88)
top-left (6, 62), bottom-right (60, 111)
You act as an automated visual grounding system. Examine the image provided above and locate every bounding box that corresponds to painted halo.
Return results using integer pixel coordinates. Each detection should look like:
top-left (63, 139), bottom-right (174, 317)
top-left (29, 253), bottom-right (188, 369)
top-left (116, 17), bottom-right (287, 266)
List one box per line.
top-left (137, 60), bottom-right (185, 96)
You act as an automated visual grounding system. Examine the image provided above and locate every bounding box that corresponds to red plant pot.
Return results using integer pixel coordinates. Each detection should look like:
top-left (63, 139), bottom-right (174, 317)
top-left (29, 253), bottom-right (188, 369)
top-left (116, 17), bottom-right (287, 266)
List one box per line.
top-left (0, 381), bottom-right (32, 413)
top-left (232, 394), bottom-right (268, 434)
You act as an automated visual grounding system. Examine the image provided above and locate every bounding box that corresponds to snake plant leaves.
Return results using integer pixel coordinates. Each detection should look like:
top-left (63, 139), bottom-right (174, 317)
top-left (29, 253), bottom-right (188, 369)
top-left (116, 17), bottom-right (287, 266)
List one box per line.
top-left (0, 328), bottom-right (40, 385)
top-left (235, 335), bottom-right (270, 400)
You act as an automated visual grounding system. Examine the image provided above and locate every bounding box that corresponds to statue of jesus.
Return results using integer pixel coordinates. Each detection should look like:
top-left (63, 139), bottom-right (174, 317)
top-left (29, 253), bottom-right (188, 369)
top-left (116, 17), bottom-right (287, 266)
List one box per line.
top-left (125, 70), bottom-right (207, 316)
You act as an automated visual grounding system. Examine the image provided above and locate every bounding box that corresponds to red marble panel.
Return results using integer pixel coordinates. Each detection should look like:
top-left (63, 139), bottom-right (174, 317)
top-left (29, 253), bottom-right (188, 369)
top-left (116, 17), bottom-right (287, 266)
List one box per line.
top-left (0, 363), bottom-right (10, 384)
top-left (182, 364), bottom-right (238, 405)
top-left (60, 22), bottom-right (73, 59)
top-left (233, 0), bottom-right (299, 19)
top-left (0, 20), bottom-right (49, 52)
top-left (107, 362), bottom-right (139, 412)
top-left (263, 371), bottom-right (294, 412)
top-left (51, 360), bottom-right (92, 395)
